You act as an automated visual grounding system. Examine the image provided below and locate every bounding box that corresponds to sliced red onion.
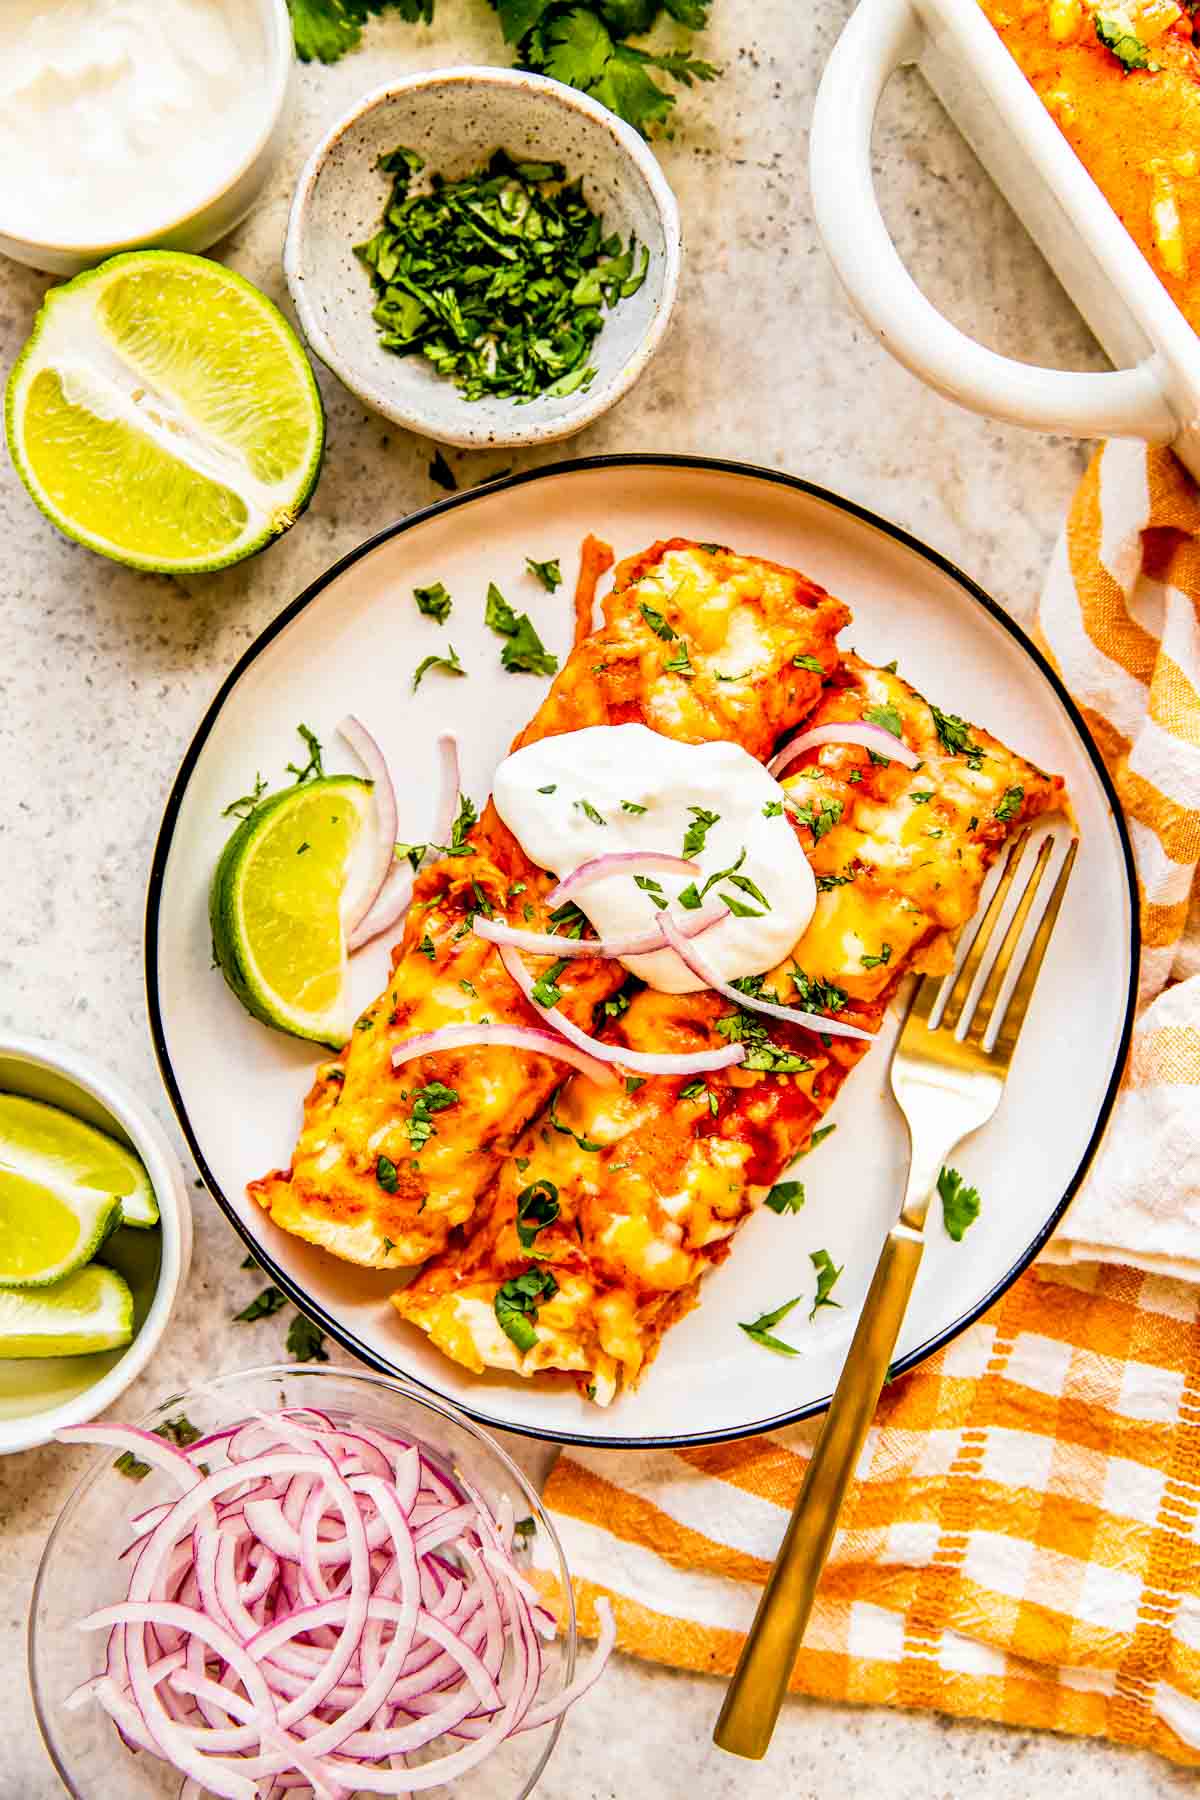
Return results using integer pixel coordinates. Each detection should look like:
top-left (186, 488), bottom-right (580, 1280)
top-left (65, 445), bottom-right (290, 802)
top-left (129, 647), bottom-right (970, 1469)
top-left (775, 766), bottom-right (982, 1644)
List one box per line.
top-left (338, 716), bottom-right (399, 936)
top-left (547, 852), bottom-right (699, 907)
top-left (769, 720), bottom-right (921, 778)
top-left (471, 901), bottom-right (726, 962)
top-left (432, 732), bottom-right (461, 849)
top-left (391, 1021), bottom-right (618, 1087)
top-left (497, 943), bottom-right (747, 1077)
top-left (345, 730), bottom-right (463, 954)
top-left (62, 1408), bottom-right (612, 1799)
top-left (656, 915), bottom-right (875, 1042)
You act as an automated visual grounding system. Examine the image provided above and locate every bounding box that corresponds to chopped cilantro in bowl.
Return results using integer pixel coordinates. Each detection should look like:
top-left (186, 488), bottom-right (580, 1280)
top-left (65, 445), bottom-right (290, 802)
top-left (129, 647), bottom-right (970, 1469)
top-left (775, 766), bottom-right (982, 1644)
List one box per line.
top-left (284, 70), bottom-right (681, 448)
top-left (356, 146), bottom-right (650, 405)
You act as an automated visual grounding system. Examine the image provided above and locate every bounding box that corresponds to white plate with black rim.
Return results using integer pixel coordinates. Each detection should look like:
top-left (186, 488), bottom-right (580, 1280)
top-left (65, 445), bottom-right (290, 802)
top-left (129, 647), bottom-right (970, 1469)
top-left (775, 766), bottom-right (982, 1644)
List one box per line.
top-left (146, 455), bottom-right (1137, 1449)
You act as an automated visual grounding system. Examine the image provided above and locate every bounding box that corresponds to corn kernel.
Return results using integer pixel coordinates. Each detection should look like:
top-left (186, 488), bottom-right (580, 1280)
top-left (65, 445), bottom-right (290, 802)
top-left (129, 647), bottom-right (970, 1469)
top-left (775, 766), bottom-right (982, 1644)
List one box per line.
top-left (1150, 164), bottom-right (1188, 277)
top-left (1046, 86), bottom-right (1078, 126)
top-left (1174, 151), bottom-right (1199, 178)
top-left (1047, 0), bottom-right (1082, 40)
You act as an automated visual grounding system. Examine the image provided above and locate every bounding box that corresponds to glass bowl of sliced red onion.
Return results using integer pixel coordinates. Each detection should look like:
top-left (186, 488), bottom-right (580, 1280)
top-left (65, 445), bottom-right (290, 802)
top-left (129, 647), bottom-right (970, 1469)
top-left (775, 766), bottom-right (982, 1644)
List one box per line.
top-left (30, 1363), bottom-right (612, 1799)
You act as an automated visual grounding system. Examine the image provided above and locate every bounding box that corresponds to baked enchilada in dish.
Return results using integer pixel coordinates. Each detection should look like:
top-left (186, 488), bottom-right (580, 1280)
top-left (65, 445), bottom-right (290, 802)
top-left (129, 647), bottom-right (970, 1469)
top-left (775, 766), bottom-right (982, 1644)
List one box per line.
top-left (245, 534), bottom-right (1065, 1404)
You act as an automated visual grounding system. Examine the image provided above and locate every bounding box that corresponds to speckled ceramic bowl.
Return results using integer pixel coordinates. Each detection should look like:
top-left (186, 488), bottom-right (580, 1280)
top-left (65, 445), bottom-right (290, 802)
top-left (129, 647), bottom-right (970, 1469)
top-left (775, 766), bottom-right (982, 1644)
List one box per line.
top-left (283, 68), bottom-right (681, 448)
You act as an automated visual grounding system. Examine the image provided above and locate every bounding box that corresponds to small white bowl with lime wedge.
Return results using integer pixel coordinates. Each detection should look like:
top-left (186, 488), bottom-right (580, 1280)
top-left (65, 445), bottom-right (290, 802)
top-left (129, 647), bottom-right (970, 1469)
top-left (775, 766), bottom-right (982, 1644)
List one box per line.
top-left (0, 1035), bottom-right (191, 1456)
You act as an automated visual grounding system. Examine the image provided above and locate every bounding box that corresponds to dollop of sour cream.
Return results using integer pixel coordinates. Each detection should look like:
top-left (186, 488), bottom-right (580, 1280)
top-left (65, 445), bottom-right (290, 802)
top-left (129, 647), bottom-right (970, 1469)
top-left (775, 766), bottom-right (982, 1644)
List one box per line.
top-left (0, 0), bottom-right (269, 249)
top-left (492, 724), bottom-right (815, 995)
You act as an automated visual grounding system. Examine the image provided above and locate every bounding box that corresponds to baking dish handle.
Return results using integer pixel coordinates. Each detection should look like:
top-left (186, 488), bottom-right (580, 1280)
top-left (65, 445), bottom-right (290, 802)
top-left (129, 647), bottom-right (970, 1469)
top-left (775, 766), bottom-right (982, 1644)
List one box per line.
top-left (810, 0), bottom-right (1177, 443)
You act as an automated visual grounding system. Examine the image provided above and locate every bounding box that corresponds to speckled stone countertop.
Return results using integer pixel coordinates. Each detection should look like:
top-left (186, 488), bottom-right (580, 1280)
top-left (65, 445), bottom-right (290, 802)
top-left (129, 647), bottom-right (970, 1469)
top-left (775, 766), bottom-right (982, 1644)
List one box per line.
top-left (0, 4), bottom-right (1190, 1795)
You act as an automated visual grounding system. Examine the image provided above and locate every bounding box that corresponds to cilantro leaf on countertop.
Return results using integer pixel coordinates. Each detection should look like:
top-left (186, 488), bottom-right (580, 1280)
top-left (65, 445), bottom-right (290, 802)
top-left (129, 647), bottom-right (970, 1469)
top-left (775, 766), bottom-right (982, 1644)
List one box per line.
top-left (286, 1314), bottom-right (330, 1361)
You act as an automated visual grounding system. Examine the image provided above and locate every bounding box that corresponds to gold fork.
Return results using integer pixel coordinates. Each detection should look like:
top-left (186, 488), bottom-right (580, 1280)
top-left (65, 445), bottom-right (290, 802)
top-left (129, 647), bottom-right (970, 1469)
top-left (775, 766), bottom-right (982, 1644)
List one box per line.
top-left (713, 825), bottom-right (1079, 1761)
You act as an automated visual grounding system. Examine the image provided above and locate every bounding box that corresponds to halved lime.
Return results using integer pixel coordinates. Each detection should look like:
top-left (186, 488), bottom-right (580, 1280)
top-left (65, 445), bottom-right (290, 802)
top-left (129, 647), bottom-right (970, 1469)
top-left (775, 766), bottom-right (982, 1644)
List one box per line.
top-left (5, 251), bottom-right (324, 574)
top-left (0, 1093), bottom-right (158, 1233)
top-left (210, 776), bottom-right (373, 1048)
top-left (0, 1264), bottom-right (134, 1359)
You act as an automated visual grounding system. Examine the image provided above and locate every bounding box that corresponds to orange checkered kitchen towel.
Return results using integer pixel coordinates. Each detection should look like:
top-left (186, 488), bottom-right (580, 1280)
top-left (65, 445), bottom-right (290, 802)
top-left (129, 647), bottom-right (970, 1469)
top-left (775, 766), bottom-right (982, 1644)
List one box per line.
top-left (536, 442), bottom-right (1200, 1764)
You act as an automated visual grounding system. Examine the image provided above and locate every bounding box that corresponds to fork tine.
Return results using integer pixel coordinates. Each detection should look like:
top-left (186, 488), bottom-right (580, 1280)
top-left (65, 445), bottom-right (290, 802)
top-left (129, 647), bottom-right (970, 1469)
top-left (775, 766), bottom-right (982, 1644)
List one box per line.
top-left (906, 972), bottom-right (945, 1031)
top-left (964, 833), bottom-right (1057, 1049)
top-left (987, 838), bottom-right (1079, 1062)
top-left (939, 828), bottom-right (1031, 1030)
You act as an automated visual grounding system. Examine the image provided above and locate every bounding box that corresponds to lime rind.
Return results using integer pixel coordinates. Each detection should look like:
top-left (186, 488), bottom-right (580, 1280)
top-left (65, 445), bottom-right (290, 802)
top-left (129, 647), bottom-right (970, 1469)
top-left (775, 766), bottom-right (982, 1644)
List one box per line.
top-left (209, 775), bottom-right (373, 1048)
top-left (0, 1264), bottom-right (135, 1360)
top-left (4, 250), bottom-right (324, 575)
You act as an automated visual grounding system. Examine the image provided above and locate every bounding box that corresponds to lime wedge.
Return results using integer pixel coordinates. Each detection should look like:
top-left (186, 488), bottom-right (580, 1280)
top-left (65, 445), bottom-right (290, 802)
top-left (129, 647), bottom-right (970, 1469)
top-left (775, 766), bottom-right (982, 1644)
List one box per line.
top-left (0, 1093), bottom-right (158, 1234)
top-left (0, 1264), bottom-right (134, 1359)
top-left (5, 251), bottom-right (324, 574)
top-left (210, 776), bottom-right (373, 1048)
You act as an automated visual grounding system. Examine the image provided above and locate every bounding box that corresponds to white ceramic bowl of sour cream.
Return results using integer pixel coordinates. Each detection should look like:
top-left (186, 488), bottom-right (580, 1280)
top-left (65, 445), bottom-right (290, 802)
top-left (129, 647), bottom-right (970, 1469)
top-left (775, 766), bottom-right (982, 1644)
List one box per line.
top-left (0, 0), bottom-right (293, 276)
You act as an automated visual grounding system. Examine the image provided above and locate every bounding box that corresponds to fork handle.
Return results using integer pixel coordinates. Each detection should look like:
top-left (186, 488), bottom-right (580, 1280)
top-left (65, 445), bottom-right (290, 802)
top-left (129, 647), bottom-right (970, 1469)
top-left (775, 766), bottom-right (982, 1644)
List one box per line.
top-left (713, 1224), bottom-right (925, 1760)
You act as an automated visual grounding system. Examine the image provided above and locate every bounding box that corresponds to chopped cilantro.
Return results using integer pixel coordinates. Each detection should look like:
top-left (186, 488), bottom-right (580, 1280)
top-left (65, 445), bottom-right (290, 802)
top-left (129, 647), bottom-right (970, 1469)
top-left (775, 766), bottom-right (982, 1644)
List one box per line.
top-left (574, 797), bottom-right (606, 826)
top-left (663, 643), bottom-right (693, 678)
top-left (406, 1081), bottom-right (458, 1150)
top-left (793, 654), bottom-right (825, 674)
top-left (994, 785), bottom-right (1024, 823)
top-left (816, 871), bottom-right (855, 891)
top-left (513, 1515), bottom-right (537, 1547)
top-left (764, 1179), bottom-right (805, 1215)
top-left (548, 1087), bottom-right (603, 1151)
top-left (549, 900), bottom-right (588, 938)
top-left (861, 944), bottom-right (892, 970)
top-left (721, 892), bottom-right (766, 919)
top-left (530, 958), bottom-right (569, 1008)
top-left (418, 933), bottom-right (436, 960)
top-left (789, 797), bottom-right (843, 842)
top-left (808, 1123), bottom-right (837, 1151)
top-left (526, 557), bottom-right (562, 591)
top-left (910, 791), bottom-right (934, 806)
top-left (621, 799), bottom-right (647, 814)
top-left (938, 1166), bottom-right (982, 1241)
top-left (864, 702), bottom-right (904, 738)
top-left (494, 1266), bottom-right (558, 1352)
top-left (413, 581), bottom-right (451, 622)
top-left (459, 978), bottom-right (477, 997)
top-left (715, 1008), bottom-right (811, 1073)
top-left (930, 703), bottom-right (985, 770)
top-left (538, 783), bottom-right (557, 794)
top-left (682, 805), bottom-right (720, 858)
top-left (412, 644), bottom-right (466, 691)
top-left (286, 1314), bottom-right (329, 1362)
top-left (375, 1154), bottom-right (400, 1192)
top-left (789, 965), bottom-right (848, 1014)
top-left (1094, 10), bottom-right (1156, 68)
top-left (234, 1286), bottom-right (288, 1323)
top-left (355, 146), bottom-right (650, 404)
top-left (739, 1293), bottom-right (803, 1355)
top-left (639, 602), bottom-right (676, 640)
top-left (428, 448), bottom-right (457, 490)
top-left (624, 1074), bottom-right (646, 1094)
top-left (451, 791), bottom-right (478, 848)
top-left (470, 877), bottom-right (493, 918)
top-left (516, 1178), bottom-right (560, 1249)
top-left (485, 581), bottom-right (518, 637)
top-left (763, 799), bottom-right (784, 817)
top-left (502, 616), bottom-right (558, 675)
top-left (809, 1248), bottom-right (843, 1319)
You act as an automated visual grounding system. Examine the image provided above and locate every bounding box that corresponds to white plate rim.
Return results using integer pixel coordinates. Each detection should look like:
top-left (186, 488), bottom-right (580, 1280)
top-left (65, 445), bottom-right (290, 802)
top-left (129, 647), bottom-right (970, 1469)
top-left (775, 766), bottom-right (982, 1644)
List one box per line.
top-left (144, 453), bottom-right (1140, 1450)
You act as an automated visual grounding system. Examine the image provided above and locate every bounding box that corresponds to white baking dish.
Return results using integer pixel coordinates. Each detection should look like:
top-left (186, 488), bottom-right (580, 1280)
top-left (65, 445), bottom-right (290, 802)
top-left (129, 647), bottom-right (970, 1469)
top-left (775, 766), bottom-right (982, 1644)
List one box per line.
top-left (810, 0), bottom-right (1200, 477)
